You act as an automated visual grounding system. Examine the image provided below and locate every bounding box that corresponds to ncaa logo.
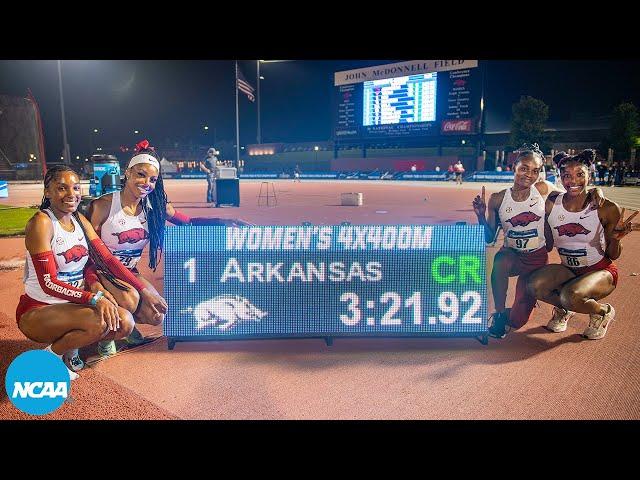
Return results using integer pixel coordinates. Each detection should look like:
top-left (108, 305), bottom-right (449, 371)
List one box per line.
top-left (5, 350), bottom-right (71, 415)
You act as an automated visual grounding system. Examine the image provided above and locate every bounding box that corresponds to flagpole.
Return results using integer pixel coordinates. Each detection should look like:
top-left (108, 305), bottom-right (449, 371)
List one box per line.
top-left (235, 60), bottom-right (240, 169)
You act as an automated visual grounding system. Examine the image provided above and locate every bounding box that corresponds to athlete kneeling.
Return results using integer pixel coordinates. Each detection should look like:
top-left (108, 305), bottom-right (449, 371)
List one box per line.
top-left (86, 140), bottom-right (252, 357)
top-left (472, 144), bottom-right (603, 339)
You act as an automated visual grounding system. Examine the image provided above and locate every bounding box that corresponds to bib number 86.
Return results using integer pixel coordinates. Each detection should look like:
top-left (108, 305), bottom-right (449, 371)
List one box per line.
top-left (566, 256), bottom-right (580, 267)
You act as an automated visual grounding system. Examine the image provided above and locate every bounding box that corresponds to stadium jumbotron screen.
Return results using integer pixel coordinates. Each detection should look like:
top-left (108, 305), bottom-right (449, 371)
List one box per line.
top-left (334, 60), bottom-right (479, 139)
top-left (363, 73), bottom-right (437, 126)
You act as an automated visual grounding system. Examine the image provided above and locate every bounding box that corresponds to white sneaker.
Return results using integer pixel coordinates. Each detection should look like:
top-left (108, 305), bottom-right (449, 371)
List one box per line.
top-left (583, 304), bottom-right (616, 340)
top-left (44, 345), bottom-right (79, 380)
top-left (67, 368), bottom-right (79, 381)
top-left (546, 306), bottom-right (575, 332)
top-left (64, 349), bottom-right (85, 372)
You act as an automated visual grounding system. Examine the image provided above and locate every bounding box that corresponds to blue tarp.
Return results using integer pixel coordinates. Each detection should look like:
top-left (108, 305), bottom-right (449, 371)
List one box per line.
top-left (469, 171), bottom-right (515, 182)
top-left (397, 171), bottom-right (448, 181)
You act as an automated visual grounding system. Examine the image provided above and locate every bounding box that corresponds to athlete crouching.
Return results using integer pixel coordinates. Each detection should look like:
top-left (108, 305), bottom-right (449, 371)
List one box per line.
top-left (16, 166), bottom-right (158, 378)
top-left (527, 150), bottom-right (639, 340)
top-left (86, 140), bottom-right (252, 358)
top-left (472, 143), bottom-right (603, 339)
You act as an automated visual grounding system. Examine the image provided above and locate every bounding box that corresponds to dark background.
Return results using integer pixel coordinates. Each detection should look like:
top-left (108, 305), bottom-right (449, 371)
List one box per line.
top-left (1, 59), bottom-right (639, 161)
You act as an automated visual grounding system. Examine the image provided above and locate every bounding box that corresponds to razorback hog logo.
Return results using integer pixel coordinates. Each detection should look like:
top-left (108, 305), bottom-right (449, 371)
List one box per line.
top-left (112, 228), bottom-right (149, 244)
top-left (506, 212), bottom-right (541, 227)
top-left (57, 245), bottom-right (89, 263)
top-left (182, 295), bottom-right (268, 331)
top-left (453, 79), bottom-right (466, 87)
top-left (555, 223), bottom-right (591, 237)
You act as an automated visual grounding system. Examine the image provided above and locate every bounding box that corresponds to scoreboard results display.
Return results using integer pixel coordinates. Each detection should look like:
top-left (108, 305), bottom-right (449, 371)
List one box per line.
top-left (334, 60), bottom-right (480, 139)
top-left (164, 225), bottom-right (489, 348)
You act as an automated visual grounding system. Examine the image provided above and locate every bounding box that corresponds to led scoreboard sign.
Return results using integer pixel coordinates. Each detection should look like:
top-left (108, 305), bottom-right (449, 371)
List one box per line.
top-left (334, 60), bottom-right (480, 139)
top-left (164, 225), bottom-right (488, 349)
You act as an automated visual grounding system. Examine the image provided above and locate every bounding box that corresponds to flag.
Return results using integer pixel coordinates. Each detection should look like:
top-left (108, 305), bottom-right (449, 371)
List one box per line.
top-left (237, 66), bottom-right (255, 102)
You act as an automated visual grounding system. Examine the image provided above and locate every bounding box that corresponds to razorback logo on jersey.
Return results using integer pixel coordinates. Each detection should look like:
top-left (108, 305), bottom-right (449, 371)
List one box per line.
top-left (57, 245), bottom-right (89, 263)
top-left (506, 212), bottom-right (542, 227)
top-left (112, 228), bottom-right (149, 244)
top-left (555, 223), bottom-right (591, 237)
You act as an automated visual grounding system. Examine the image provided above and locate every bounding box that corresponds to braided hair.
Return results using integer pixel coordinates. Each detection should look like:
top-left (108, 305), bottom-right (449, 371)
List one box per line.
top-left (553, 149), bottom-right (596, 171)
top-left (40, 165), bottom-right (129, 290)
top-left (127, 142), bottom-right (167, 271)
top-left (515, 143), bottom-right (545, 165)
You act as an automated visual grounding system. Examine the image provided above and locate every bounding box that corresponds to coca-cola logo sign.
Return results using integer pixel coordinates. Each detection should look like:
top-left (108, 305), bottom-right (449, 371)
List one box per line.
top-left (441, 119), bottom-right (473, 133)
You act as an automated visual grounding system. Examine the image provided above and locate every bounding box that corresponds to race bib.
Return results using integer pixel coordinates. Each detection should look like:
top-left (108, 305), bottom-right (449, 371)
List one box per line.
top-left (58, 271), bottom-right (85, 289)
top-left (113, 249), bottom-right (143, 270)
top-left (115, 254), bottom-right (140, 269)
top-left (506, 229), bottom-right (540, 251)
top-left (558, 248), bottom-right (588, 268)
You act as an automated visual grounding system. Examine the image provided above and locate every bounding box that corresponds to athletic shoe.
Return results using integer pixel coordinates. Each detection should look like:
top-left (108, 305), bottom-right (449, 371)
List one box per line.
top-left (488, 311), bottom-right (510, 339)
top-left (125, 326), bottom-right (146, 346)
top-left (97, 340), bottom-right (117, 358)
top-left (583, 304), bottom-right (616, 340)
top-left (546, 306), bottom-right (575, 332)
top-left (64, 349), bottom-right (85, 372)
top-left (67, 368), bottom-right (79, 381)
top-left (44, 345), bottom-right (79, 380)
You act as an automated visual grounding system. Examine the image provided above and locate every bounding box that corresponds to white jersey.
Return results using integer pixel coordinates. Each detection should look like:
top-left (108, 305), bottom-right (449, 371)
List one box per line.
top-left (548, 193), bottom-right (606, 268)
top-left (100, 191), bottom-right (149, 270)
top-left (23, 209), bottom-right (89, 303)
top-left (497, 186), bottom-right (546, 253)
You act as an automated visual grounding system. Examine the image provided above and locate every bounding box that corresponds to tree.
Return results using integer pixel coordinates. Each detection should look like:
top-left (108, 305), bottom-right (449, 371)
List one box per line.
top-left (610, 102), bottom-right (639, 161)
top-left (509, 96), bottom-right (550, 151)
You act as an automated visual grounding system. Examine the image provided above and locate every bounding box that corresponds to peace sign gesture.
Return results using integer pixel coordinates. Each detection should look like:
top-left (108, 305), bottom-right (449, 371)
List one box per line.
top-left (612, 208), bottom-right (640, 240)
top-left (472, 186), bottom-right (486, 218)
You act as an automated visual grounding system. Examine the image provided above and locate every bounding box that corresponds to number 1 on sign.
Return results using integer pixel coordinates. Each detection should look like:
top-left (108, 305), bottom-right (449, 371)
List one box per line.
top-left (404, 292), bottom-right (422, 325)
top-left (184, 258), bottom-right (196, 283)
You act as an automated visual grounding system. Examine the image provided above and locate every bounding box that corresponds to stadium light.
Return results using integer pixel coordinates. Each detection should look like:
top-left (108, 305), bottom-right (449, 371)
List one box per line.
top-left (57, 61), bottom-right (71, 165)
top-left (257, 60), bottom-right (294, 144)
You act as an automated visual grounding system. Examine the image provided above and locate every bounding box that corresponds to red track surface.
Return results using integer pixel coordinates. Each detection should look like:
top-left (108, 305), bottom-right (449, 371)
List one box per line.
top-left (1, 180), bottom-right (639, 419)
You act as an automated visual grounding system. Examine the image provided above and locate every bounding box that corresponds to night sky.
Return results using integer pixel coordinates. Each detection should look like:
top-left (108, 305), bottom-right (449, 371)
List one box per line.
top-left (1, 59), bottom-right (640, 161)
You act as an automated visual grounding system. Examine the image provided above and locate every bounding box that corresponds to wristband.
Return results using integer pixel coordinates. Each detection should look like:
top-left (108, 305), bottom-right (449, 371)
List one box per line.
top-left (90, 291), bottom-right (104, 306)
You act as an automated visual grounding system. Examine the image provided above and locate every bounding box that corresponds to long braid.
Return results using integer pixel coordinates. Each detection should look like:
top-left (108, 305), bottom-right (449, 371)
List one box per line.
top-left (41, 165), bottom-right (129, 291)
top-left (141, 164), bottom-right (168, 271)
top-left (129, 144), bottom-right (167, 271)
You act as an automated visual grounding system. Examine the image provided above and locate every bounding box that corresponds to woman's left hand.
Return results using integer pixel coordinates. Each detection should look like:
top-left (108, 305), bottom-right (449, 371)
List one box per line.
top-left (140, 288), bottom-right (168, 315)
top-left (612, 208), bottom-right (640, 240)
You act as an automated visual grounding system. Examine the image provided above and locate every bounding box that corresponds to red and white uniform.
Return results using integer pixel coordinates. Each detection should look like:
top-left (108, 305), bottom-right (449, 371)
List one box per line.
top-left (548, 193), bottom-right (606, 268)
top-left (498, 186), bottom-right (546, 253)
top-left (100, 191), bottom-right (149, 270)
top-left (23, 209), bottom-right (89, 304)
top-left (494, 186), bottom-right (550, 329)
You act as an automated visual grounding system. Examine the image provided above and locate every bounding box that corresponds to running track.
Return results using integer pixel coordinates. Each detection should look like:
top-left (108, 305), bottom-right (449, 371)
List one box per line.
top-left (1, 180), bottom-right (639, 419)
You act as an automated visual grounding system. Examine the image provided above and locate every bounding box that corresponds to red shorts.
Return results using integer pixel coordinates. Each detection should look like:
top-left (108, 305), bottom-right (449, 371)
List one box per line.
top-left (497, 247), bottom-right (549, 329)
top-left (501, 246), bottom-right (549, 276)
top-left (569, 257), bottom-right (618, 287)
top-left (15, 294), bottom-right (50, 324)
